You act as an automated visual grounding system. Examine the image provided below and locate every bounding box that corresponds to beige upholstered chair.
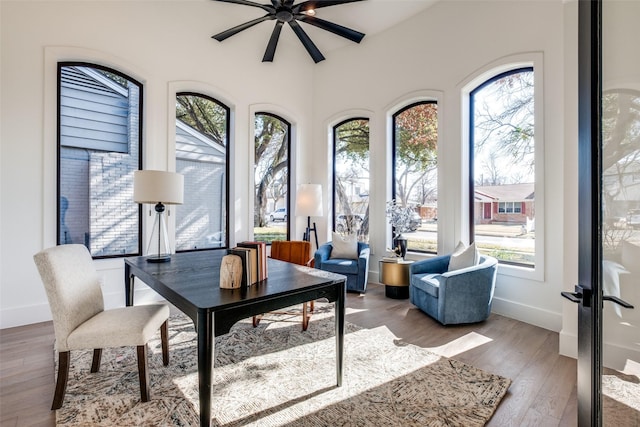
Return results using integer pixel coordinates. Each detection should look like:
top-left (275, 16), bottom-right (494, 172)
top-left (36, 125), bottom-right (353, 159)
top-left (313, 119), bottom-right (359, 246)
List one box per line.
top-left (33, 244), bottom-right (170, 410)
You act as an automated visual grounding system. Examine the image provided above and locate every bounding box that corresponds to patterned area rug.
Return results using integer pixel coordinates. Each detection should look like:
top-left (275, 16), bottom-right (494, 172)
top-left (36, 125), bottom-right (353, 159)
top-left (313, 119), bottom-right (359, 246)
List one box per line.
top-left (56, 304), bottom-right (511, 426)
top-left (603, 371), bottom-right (640, 426)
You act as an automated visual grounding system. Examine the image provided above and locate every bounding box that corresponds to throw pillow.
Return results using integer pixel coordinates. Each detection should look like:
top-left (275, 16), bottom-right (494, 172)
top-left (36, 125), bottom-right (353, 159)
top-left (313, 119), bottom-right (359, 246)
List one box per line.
top-left (330, 232), bottom-right (358, 259)
top-left (448, 241), bottom-right (478, 271)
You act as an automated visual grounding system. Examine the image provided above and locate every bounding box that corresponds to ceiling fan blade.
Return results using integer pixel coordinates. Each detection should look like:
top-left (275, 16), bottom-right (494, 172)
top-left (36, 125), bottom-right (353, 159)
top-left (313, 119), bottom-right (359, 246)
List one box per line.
top-left (263, 21), bottom-right (284, 62)
top-left (296, 15), bottom-right (365, 43)
top-left (289, 20), bottom-right (325, 63)
top-left (212, 15), bottom-right (274, 41)
top-left (293, 0), bottom-right (365, 14)
top-left (213, 0), bottom-right (275, 13)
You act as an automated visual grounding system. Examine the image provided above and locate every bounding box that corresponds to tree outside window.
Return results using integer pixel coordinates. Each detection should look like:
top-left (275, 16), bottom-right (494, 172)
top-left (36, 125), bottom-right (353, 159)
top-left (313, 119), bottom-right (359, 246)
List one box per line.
top-left (333, 118), bottom-right (369, 242)
top-left (175, 93), bottom-right (229, 251)
top-left (393, 102), bottom-right (438, 253)
top-left (254, 113), bottom-right (290, 243)
top-left (471, 68), bottom-right (535, 266)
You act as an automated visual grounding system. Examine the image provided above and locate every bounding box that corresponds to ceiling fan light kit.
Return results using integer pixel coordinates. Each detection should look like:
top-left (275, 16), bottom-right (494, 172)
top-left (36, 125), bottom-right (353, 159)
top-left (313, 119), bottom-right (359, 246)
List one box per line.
top-left (211, 0), bottom-right (367, 63)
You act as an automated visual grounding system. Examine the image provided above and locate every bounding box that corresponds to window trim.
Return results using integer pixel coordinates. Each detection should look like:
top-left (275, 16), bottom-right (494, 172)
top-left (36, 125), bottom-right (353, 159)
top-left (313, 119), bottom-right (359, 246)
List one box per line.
top-left (56, 61), bottom-right (143, 259)
top-left (391, 100), bottom-right (438, 254)
top-left (254, 111), bottom-right (292, 243)
top-left (174, 91), bottom-right (231, 252)
top-left (332, 117), bottom-right (369, 238)
top-left (469, 66), bottom-right (533, 246)
top-left (462, 54), bottom-right (545, 281)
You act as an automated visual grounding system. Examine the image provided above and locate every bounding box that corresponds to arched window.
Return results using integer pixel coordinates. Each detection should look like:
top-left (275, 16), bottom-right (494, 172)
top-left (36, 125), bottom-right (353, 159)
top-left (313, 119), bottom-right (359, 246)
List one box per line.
top-left (392, 101), bottom-right (438, 253)
top-left (254, 112), bottom-right (291, 243)
top-left (57, 62), bottom-right (142, 257)
top-left (175, 92), bottom-right (229, 251)
top-left (333, 118), bottom-right (370, 242)
top-left (470, 67), bottom-right (535, 267)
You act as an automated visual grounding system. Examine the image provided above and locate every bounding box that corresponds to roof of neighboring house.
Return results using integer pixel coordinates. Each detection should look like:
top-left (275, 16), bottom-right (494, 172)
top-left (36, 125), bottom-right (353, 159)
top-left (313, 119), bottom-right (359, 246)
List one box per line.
top-left (475, 183), bottom-right (535, 201)
top-left (176, 120), bottom-right (226, 164)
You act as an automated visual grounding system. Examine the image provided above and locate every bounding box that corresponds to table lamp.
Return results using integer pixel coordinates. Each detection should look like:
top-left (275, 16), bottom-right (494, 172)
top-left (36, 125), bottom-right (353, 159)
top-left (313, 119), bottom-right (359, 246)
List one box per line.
top-left (133, 170), bottom-right (184, 263)
top-left (295, 184), bottom-right (323, 249)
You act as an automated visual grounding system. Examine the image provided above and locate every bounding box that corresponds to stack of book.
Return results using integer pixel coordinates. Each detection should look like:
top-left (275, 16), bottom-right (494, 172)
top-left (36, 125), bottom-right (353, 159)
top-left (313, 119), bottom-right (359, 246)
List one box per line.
top-left (381, 256), bottom-right (403, 263)
top-left (227, 241), bottom-right (268, 287)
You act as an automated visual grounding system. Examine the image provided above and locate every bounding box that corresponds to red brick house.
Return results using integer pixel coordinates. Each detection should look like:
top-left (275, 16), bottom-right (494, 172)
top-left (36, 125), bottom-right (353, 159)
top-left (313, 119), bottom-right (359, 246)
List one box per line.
top-left (474, 183), bottom-right (535, 225)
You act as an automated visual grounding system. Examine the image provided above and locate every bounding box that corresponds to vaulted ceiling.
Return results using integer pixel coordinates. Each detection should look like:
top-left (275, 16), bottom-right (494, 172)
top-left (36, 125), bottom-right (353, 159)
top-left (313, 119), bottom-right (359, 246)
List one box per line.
top-left (209, 0), bottom-right (439, 61)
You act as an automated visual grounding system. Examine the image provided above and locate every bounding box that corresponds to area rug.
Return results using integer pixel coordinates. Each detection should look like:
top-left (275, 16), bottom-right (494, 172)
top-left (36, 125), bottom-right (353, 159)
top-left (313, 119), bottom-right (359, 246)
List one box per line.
top-left (55, 304), bottom-right (511, 426)
top-left (603, 371), bottom-right (640, 426)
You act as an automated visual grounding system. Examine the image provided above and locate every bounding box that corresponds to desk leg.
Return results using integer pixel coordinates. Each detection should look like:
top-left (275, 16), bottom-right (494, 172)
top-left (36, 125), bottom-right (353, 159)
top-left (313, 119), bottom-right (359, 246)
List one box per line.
top-left (335, 281), bottom-right (345, 387)
top-left (124, 264), bottom-right (134, 306)
top-left (197, 310), bottom-right (214, 427)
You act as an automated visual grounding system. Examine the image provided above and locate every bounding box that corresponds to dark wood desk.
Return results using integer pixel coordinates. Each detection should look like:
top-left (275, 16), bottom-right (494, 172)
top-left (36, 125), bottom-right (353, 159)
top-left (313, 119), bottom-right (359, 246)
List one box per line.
top-left (124, 250), bottom-right (346, 427)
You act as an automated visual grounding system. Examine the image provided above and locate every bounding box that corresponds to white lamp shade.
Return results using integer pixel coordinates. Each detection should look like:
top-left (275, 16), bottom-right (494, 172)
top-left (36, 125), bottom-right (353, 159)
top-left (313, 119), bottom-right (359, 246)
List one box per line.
top-left (133, 170), bottom-right (184, 205)
top-left (295, 184), bottom-right (323, 217)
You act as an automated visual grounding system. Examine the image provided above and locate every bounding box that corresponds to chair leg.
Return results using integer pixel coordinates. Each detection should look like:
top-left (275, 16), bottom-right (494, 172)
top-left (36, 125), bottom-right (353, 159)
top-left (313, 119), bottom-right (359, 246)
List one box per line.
top-left (90, 349), bottom-right (102, 373)
top-left (52, 351), bottom-right (70, 410)
top-left (302, 302), bottom-right (309, 331)
top-left (310, 300), bottom-right (315, 312)
top-left (136, 345), bottom-right (150, 402)
top-left (252, 314), bottom-right (262, 327)
top-left (160, 320), bottom-right (169, 366)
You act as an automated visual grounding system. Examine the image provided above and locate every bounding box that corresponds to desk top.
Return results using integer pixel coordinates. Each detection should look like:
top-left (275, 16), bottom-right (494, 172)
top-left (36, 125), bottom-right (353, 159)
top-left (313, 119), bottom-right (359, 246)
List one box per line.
top-left (125, 250), bottom-right (345, 312)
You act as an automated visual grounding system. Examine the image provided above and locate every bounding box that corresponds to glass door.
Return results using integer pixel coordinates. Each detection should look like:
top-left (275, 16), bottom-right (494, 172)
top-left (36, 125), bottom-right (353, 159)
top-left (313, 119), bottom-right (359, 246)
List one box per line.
top-left (568, 1), bottom-right (638, 424)
top-left (601, 0), bottom-right (639, 424)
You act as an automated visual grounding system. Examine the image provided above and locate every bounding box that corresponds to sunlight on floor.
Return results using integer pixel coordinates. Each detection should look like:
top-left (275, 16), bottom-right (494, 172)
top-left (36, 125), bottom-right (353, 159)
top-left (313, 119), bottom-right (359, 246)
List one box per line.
top-left (426, 332), bottom-right (493, 358)
top-left (621, 358), bottom-right (640, 377)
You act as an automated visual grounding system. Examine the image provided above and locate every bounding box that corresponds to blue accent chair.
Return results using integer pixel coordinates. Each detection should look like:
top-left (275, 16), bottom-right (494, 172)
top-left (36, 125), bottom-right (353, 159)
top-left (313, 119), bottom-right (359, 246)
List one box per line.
top-left (409, 254), bottom-right (498, 325)
top-left (314, 241), bottom-right (370, 293)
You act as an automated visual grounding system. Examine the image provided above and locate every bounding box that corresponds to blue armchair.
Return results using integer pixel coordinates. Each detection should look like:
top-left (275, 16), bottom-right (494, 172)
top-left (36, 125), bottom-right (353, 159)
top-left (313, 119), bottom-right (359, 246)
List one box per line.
top-left (315, 241), bottom-right (370, 293)
top-left (409, 254), bottom-right (498, 325)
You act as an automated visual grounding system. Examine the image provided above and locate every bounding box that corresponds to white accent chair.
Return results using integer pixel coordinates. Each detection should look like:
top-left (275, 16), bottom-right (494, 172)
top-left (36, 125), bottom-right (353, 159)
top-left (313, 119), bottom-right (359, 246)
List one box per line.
top-left (33, 244), bottom-right (170, 409)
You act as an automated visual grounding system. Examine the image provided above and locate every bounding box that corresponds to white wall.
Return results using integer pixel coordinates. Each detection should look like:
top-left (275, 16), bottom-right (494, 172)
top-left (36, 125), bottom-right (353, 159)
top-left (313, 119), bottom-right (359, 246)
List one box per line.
top-left (0, 0), bottom-right (315, 327)
top-left (4, 0), bottom-right (634, 368)
top-left (311, 0), bottom-right (569, 333)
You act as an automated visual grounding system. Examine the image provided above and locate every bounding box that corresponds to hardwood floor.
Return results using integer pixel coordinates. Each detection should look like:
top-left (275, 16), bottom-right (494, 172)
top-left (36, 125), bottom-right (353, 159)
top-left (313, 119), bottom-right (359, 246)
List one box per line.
top-left (0, 282), bottom-right (577, 426)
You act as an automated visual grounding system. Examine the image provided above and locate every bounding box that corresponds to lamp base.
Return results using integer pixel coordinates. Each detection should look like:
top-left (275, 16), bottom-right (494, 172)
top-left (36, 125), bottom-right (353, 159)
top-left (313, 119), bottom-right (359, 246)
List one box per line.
top-left (145, 203), bottom-right (173, 263)
top-left (145, 254), bottom-right (171, 263)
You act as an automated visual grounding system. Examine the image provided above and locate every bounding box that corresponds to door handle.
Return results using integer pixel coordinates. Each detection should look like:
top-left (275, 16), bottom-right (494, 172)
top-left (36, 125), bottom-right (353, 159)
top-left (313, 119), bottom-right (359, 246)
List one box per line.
top-left (603, 295), bottom-right (634, 309)
top-left (561, 285), bottom-right (591, 307)
top-left (561, 289), bottom-right (582, 303)
top-left (561, 285), bottom-right (634, 309)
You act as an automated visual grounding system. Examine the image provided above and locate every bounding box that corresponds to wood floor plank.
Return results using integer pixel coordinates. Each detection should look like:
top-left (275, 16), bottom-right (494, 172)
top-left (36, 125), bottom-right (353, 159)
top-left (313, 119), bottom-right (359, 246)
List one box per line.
top-left (0, 281), bottom-right (578, 426)
top-left (530, 355), bottom-right (578, 419)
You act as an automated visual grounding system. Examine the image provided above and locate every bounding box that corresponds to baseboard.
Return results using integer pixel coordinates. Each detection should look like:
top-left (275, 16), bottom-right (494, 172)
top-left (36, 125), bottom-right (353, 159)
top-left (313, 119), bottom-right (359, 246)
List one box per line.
top-left (558, 330), bottom-right (639, 371)
top-left (369, 271), bottom-right (379, 284)
top-left (368, 273), bottom-right (562, 332)
top-left (490, 297), bottom-right (562, 332)
top-left (0, 303), bottom-right (53, 329)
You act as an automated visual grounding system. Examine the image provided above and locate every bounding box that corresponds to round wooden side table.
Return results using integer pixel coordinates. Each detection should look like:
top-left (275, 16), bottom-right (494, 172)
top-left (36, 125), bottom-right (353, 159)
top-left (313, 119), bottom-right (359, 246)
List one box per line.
top-left (379, 259), bottom-right (414, 299)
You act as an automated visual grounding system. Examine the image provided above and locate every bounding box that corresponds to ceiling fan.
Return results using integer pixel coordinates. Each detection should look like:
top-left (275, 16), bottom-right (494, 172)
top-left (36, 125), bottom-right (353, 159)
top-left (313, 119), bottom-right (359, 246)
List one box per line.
top-left (211, 0), bottom-right (366, 63)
